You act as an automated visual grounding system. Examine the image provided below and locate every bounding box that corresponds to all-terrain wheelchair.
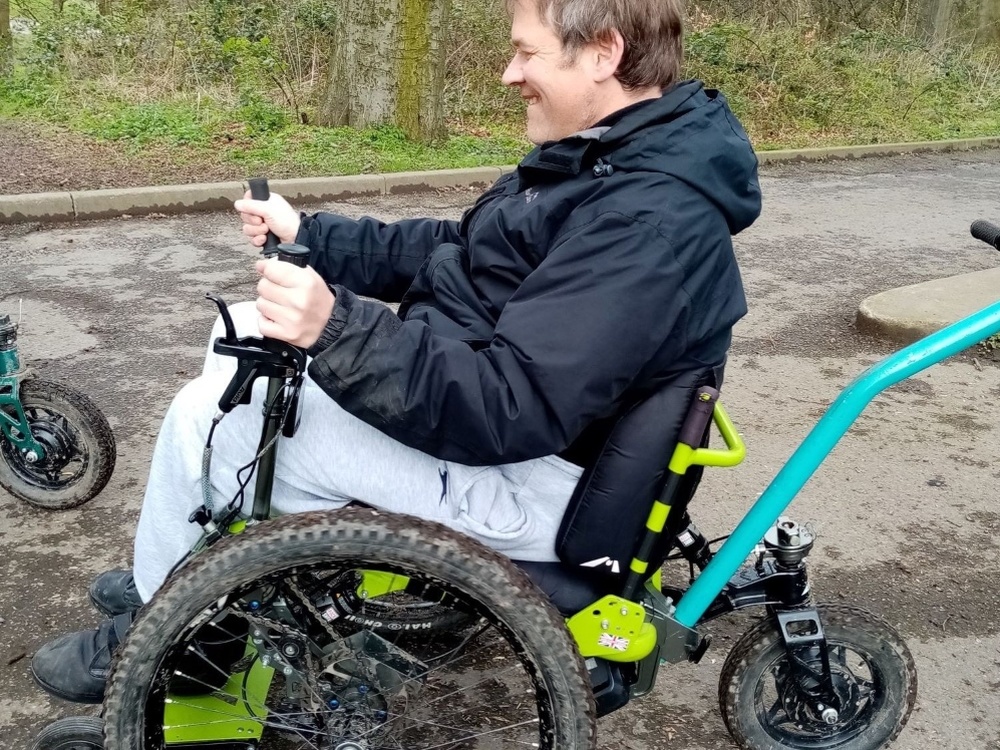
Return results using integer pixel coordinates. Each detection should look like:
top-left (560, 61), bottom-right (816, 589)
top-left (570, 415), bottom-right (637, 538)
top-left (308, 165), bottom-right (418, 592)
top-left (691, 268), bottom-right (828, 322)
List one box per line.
top-left (33, 187), bottom-right (925, 750)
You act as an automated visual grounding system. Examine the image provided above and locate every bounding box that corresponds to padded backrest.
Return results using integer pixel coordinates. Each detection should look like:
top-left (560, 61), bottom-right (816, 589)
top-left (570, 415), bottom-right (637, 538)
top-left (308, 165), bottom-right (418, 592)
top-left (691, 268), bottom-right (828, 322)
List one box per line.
top-left (555, 366), bottom-right (720, 580)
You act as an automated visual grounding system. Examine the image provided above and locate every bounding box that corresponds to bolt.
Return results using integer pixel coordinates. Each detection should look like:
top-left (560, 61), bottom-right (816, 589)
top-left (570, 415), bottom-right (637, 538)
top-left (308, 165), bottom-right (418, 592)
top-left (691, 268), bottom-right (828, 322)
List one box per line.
top-left (360, 590), bottom-right (369, 599)
top-left (283, 644), bottom-right (297, 656)
top-left (283, 666), bottom-right (293, 676)
top-left (24, 451), bottom-right (38, 463)
top-left (821, 707), bottom-right (839, 725)
top-left (600, 619), bottom-right (610, 630)
top-left (620, 607), bottom-right (628, 616)
top-left (357, 684), bottom-right (369, 694)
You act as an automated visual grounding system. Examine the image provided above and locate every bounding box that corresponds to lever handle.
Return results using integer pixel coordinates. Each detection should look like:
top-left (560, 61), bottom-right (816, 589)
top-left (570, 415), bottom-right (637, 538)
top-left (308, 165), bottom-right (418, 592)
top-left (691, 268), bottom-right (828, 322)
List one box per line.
top-left (971, 220), bottom-right (1000, 251)
top-left (205, 293), bottom-right (238, 343)
top-left (248, 177), bottom-right (280, 256)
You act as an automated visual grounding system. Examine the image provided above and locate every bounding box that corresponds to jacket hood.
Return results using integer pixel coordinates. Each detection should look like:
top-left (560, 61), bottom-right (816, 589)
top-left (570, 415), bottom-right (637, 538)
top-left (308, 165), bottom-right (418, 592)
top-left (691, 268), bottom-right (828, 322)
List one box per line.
top-left (520, 80), bottom-right (762, 234)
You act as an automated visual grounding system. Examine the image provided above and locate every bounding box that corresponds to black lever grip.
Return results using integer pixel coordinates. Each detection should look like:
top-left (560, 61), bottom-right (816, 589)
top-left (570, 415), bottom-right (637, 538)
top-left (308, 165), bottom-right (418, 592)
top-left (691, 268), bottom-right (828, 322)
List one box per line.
top-left (276, 243), bottom-right (310, 268)
top-left (678, 386), bottom-right (719, 448)
top-left (971, 220), bottom-right (1000, 251)
top-left (247, 177), bottom-right (280, 256)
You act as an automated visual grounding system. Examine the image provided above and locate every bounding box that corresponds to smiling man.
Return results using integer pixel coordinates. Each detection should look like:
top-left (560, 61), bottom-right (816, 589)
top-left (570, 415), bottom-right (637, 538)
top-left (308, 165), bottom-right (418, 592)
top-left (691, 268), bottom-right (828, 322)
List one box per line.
top-left (31, 0), bottom-right (762, 704)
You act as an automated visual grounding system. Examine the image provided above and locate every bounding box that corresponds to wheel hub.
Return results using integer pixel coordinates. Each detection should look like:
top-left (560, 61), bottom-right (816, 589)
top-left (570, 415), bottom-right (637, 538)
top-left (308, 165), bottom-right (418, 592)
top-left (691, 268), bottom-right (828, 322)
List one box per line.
top-left (2, 410), bottom-right (84, 489)
top-left (782, 661), bottom-right (864, 729)
top-left (23, 418), bottom-right (74, 470)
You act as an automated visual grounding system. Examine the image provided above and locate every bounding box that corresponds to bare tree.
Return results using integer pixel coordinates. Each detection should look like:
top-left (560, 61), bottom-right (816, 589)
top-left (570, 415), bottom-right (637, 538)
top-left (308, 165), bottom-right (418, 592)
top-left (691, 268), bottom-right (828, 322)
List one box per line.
top-left (979, 0), bottom-right (1000, 43)
top-left (930, 0), bottom-right (955, 48)
top-left (317, 0), bottom-right (452, 142)
top-left (0, 0), bottom-right (10, 73)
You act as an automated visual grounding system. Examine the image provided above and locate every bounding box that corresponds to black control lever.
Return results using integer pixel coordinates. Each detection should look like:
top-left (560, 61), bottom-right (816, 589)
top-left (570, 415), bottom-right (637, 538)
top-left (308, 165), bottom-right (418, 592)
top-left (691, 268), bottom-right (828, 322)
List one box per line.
top-left (248, 177), bottom-right (280, 257)
top-left (971, 220), bottom-right (1000, 251)
top-left (205, 293), bottom-right (238, 343)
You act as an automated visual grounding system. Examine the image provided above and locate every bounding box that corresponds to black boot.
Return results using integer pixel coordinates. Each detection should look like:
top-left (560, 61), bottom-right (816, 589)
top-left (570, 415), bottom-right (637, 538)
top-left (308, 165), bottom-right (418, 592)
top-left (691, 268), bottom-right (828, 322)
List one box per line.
top-left (31, 610), bottom-right (248, 703)
top-left (30, 611), bottom-right (134, 703)
top-left (88, 569), bottom-right (142, 617)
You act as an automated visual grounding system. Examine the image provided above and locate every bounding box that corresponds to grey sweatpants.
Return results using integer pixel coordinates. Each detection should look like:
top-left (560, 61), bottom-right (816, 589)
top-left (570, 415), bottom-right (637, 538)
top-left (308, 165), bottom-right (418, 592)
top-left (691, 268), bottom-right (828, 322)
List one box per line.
top-left (132, 302), bottom-right (583, 602)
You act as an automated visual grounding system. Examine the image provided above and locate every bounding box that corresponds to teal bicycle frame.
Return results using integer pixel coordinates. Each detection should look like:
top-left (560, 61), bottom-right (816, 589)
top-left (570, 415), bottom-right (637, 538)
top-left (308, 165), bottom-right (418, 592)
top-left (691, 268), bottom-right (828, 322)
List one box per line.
top-left (675, 297), bottom-right (1000, 627)
top-left (0, 313), bottom-right (47, 461)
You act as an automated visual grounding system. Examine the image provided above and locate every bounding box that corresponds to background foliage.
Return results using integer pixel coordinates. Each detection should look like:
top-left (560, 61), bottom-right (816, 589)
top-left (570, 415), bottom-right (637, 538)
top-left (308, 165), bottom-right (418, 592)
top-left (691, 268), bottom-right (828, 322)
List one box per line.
top-left (1, 0), bottom-right (998, 173)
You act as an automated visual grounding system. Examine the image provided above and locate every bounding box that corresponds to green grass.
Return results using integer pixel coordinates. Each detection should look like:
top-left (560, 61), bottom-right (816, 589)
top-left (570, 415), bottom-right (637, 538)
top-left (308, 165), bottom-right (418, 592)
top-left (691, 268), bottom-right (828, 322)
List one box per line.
top-left (684, 24), bottom-right (1000, 150)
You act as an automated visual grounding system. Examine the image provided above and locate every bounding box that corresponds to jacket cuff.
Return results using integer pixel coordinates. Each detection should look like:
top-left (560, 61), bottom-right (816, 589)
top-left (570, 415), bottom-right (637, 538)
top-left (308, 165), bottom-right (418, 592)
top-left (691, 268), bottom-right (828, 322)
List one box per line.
top-left (307, 284), bottom-right (353, 358)
top-left (294, 213), bottom-right (313, 245)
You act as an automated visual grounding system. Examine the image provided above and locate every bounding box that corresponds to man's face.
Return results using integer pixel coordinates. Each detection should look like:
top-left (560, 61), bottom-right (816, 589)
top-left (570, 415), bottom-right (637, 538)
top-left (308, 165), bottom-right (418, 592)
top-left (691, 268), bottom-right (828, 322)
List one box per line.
top-left (502, 1), bottom-right (600, 144)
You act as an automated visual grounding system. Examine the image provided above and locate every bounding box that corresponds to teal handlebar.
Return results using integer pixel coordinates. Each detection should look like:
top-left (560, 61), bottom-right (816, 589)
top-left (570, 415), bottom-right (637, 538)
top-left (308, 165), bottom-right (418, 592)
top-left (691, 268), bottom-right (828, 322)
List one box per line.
top-left (674, 297), bottom-right (1000, 627)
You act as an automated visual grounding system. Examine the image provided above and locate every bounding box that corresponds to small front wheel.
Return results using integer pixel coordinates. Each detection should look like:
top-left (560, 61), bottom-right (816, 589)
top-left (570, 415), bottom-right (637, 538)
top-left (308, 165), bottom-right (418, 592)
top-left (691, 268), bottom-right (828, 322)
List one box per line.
top-left (30, 716), bottom-right (104, 750)
top-left (719, 604), bottom-right (916, 750)
top-left (0, 379), bottom-right (116, 509)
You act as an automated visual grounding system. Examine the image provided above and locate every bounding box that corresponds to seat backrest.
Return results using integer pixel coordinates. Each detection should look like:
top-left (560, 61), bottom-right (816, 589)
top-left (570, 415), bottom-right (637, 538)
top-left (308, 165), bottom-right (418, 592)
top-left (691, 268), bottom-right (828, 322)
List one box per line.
top-left (555, 365), bottom-right (721, 581)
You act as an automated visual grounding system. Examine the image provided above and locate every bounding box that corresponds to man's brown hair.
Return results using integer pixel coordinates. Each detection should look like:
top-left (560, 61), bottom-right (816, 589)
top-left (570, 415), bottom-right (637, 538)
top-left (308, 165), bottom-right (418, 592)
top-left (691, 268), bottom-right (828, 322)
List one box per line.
top-left (510, 0), bottom-right (685, 91)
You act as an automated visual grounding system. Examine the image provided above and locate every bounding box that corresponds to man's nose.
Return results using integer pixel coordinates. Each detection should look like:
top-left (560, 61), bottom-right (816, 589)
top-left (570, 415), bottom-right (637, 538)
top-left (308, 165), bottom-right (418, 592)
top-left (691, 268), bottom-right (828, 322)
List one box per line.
top-left (501, 57), bottom-right (522, 87)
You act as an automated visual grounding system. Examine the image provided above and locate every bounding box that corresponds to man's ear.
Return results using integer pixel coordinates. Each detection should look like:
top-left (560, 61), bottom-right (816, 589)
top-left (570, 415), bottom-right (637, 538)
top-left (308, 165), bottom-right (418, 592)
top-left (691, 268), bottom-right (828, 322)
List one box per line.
top-left (591, 28), bottom-right (625, 83)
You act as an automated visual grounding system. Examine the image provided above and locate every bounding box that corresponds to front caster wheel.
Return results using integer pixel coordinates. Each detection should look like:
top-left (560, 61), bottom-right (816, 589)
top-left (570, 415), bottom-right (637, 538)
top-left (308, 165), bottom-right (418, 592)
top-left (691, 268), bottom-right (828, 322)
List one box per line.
top-left (30, 716), bottom-right (104, 749)
top-left (719, 604), bottom-right (917, 750)
top-left (0, 379), bottom-right (116, 509)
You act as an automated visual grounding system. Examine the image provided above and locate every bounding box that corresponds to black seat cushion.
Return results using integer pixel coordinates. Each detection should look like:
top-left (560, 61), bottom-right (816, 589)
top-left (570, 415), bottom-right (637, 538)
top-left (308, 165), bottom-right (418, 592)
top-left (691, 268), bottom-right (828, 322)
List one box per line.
top-left (555, 366), bottom-right (720, 581)
top-left (515, 561), bottom-right (614, 616)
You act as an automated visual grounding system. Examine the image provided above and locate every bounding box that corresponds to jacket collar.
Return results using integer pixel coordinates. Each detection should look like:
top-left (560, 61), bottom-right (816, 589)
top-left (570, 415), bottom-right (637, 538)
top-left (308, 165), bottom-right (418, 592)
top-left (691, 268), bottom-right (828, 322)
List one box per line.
top-left (517, 128), bottom-right (608, 185)
top-left (515, 81), bottom-right (709, 187)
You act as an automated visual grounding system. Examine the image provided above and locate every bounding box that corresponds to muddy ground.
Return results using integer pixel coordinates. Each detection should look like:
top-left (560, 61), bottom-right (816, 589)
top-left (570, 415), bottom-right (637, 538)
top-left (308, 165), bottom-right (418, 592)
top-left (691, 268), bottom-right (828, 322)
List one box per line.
top-left (1, 150), bottom-right (1000, 749)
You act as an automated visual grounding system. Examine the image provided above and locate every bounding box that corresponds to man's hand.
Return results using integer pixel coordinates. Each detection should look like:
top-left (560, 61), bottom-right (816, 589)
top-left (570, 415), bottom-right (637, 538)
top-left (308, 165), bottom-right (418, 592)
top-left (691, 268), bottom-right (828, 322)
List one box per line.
top-left (255, 258), bottom-right (336, 349)
top-left (235, 191), bottom-right (301, 247)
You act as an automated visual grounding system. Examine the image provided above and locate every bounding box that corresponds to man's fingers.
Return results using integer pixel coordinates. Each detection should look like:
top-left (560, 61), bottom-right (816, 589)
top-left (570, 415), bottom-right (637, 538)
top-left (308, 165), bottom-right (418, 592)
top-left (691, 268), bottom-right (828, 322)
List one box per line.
top-left (257, 257), bottom-right (304, 287)
top-left (256, 298), bottom-right (287, 326)
top-left (257, 276), bottom-right (292, 307)
top-left (242, 222), bottom-right (267, 236)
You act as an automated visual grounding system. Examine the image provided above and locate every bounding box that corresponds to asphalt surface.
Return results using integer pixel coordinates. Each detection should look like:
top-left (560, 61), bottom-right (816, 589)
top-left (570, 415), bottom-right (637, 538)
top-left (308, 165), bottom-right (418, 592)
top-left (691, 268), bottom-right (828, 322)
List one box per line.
top-left (2, 150), bottom-right (1000, 749)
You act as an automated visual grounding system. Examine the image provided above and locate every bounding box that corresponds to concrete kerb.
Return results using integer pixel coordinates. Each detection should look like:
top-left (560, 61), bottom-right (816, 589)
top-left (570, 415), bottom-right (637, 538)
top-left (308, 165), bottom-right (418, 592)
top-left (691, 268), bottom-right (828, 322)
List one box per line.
top-left (0, 169), bottom-right (507, 226)
top-left (2, 136), bottom-right (999, 226)
top-left (856, 266), bottom-right (1000, 346)
top-left (755, 136), bottom-right (1000, 164)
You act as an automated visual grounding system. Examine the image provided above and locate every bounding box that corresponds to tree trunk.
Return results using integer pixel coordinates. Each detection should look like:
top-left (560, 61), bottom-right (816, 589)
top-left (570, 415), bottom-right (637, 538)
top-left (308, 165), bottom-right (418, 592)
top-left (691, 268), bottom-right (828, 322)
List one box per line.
top-left (922, 0), bottom-right (954, 46)
top-left (98, 0), bottom-right (112, 15)
top-left (979, 0), bottom-right (1000, 43)
top-left (316, 0), bottom-right (452, 142)
top-left (0, 0), bottom-right (10, 74)
top-left (932, 0), bottom-right (953, 47)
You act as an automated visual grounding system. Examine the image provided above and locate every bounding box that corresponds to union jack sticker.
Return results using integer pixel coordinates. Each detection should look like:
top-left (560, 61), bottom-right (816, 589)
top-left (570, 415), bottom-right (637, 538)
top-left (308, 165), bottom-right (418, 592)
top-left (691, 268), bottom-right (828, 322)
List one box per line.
top-left (598, 633), bottom-right (630, 651)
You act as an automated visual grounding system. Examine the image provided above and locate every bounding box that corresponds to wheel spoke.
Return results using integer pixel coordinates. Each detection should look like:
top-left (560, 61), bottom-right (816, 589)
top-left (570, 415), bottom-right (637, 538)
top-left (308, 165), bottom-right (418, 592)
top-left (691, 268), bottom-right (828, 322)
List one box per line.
top-left (156, 576), bottom-right (549, 749)
top-left (765, 697), bottom-right (784, 724)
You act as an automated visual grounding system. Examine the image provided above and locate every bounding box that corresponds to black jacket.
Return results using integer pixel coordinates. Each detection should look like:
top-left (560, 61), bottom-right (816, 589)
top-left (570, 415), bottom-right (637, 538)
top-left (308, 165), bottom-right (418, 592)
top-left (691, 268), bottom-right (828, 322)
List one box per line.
top-left (298, 80), bottom-right (762, 465)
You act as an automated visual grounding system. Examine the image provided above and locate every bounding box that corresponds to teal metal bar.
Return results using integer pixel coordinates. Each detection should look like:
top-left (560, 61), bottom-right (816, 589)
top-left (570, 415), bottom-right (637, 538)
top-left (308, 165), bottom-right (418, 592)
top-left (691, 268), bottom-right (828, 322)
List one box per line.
top-left (674, 298), bottom-right (1000, 627)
